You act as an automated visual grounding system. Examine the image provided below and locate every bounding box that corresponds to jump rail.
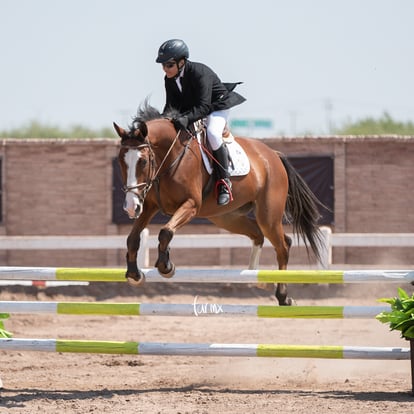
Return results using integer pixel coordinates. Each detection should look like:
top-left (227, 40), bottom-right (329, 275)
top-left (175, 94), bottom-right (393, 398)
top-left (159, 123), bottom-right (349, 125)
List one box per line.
top-left (0, 338), bottom-right (409, 359)
top-left (0, 281), bottom-right (89, 287)
top-left (0, 301), bottom-right (391, 318)
top-left (0, 267), bottom-right (413, 284)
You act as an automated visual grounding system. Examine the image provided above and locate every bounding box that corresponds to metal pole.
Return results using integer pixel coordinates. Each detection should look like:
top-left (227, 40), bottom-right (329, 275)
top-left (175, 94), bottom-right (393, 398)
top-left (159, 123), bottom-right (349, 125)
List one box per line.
top-left (410, 339), bottom-right (414, 396)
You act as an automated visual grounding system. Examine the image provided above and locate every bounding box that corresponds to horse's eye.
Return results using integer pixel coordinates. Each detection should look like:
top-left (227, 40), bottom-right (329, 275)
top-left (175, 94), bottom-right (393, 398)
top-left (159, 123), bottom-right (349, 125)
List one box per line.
top-left (140, 159), bottom-right (148, 168)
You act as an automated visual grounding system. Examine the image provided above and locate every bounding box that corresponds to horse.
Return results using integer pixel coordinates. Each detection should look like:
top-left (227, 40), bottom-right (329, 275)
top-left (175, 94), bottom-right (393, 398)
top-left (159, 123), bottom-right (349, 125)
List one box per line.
top-left (114, 103), bottom-right (324, 305)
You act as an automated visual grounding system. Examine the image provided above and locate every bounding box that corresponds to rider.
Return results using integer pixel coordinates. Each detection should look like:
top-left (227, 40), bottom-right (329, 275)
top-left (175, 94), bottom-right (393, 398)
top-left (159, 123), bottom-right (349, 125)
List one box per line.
top-left (156, 39), bottom-right (246, 206)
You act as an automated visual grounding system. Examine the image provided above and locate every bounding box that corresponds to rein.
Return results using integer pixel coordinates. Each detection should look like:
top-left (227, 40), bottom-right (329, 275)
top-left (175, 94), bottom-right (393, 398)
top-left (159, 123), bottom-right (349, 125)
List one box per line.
top-left (153, 129), bottom-right (182, 178)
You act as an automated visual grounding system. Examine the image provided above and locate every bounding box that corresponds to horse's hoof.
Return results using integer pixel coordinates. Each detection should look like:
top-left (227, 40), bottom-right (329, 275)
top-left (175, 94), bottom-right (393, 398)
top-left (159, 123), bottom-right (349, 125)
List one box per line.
top-left (288, 297), bottom-right (297, 306)
top-left (126, 274), bottom-right (146, 286)
top-left (280, 297), bottom-right (296, 306)
top-left (158, 263), bottom-right (175, 279)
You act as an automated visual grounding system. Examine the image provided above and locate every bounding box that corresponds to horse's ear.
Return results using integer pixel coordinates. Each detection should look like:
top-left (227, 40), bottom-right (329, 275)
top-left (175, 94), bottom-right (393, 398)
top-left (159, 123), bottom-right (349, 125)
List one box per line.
top-left (136, 121), bottom-right (148, 139)
top-left (113, 122), bottom-right (127, 139)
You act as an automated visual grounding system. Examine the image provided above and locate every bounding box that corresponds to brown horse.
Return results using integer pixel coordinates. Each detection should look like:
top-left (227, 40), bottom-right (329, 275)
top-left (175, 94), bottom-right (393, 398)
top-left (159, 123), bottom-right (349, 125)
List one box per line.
top-left (114, 103), bottom-right (323, 305)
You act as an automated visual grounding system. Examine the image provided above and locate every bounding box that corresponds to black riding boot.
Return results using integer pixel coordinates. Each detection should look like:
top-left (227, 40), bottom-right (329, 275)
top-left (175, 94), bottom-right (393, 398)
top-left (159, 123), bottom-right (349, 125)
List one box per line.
top-left (212, 144), bottom-right (233, 206)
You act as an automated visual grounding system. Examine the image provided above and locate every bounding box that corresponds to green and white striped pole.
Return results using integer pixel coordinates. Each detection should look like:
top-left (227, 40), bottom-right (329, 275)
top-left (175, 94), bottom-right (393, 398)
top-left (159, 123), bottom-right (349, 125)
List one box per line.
top-left (0, 338), bottom-right (409, 359)
top-left (0, 301), bottom-right (391, 319)
top-left (0, 267), bottom-right (413, 284)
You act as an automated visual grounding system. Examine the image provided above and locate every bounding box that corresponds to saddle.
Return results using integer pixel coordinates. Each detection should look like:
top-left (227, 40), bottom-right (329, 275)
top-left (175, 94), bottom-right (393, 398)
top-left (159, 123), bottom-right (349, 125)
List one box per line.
top-left (192, 121), bottom-right (250, 177)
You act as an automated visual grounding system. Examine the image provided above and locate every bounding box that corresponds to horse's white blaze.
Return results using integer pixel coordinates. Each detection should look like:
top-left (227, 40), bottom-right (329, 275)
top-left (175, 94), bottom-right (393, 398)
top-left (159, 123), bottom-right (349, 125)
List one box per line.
top-left (124, 148), bottom-right (140, 188)
top-left (123, 149), bottom-right (142, 218)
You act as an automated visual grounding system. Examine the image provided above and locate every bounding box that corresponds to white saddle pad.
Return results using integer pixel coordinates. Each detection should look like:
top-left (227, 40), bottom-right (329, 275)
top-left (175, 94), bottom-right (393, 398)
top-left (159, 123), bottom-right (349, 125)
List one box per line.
top-left (198, 134), bottom-right (250, 177)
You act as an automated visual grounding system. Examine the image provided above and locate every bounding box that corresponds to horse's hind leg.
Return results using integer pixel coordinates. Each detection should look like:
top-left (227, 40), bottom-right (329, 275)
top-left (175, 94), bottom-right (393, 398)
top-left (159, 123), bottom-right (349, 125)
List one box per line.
top-left (256, 207), bottom-right (293, 305)
top-left (209, 213), bottom-right (265, 268)
top-left (274, 233), bottom-right (293, 305)
top-left (248, 242), bottom-right (263, 270)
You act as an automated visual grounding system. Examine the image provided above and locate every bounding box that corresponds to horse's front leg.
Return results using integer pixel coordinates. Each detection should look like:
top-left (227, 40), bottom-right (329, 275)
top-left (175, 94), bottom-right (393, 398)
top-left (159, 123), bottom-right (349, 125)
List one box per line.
top-left (155, 199), bottom-right (197, 278)
top-left (125, 208), bottom-right (156, 286)
top-left (125, 227), bottom-right (145, 285)
top-left (154, 227), bottom-right (175, 278)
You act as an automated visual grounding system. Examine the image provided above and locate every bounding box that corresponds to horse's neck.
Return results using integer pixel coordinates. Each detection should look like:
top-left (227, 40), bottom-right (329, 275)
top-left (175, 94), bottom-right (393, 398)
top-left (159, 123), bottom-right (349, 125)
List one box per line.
top-left (147, 121), bottom-right (174, 152)
top-left (149, 120), bottom-right (206, 179)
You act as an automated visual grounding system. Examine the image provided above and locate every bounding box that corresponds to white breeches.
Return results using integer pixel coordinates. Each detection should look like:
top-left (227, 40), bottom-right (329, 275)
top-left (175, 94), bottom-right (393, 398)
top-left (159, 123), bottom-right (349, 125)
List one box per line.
top-left (206, 109), bottom-right (230, 151)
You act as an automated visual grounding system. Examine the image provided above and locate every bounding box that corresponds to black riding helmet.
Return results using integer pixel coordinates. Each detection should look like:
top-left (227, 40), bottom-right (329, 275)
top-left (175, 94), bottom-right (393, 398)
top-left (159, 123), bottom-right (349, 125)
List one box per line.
top-left (156, 39), bottom-right (189, 63)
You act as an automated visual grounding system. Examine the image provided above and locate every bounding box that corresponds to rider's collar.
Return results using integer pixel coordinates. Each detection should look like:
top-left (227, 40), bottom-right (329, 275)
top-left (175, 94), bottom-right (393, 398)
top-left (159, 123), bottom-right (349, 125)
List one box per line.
top-left (174, 63), bottom-right (185, 80)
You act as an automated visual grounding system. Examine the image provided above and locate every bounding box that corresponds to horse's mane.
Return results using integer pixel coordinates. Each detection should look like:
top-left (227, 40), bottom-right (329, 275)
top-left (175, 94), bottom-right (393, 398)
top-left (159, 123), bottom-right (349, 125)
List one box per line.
top-left (129, 99), bottom-right (179, 133)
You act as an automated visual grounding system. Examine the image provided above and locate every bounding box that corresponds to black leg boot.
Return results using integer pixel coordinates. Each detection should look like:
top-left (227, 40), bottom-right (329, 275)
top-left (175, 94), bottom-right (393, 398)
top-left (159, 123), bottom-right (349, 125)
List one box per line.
top-left (212, 144), bottom-right (233, 206)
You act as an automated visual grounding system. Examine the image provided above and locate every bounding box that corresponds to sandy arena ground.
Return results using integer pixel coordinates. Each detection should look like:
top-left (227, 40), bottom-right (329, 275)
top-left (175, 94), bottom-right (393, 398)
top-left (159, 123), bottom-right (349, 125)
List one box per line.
top-left (0, 280), bottom-right (413, 413)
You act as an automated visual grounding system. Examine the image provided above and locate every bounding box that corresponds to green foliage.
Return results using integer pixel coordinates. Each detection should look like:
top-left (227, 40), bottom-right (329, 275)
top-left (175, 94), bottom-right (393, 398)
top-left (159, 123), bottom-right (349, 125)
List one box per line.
top-left (335, 112), bottom-right (414, 135)
top-left (3, 113), bottom-right (414, 138)
top-left (0, 313), bottom-right (12, 338)
top-left (377, 288), bottom-right (414, 339)
top-left (0, 120), bottom-right (116, 139)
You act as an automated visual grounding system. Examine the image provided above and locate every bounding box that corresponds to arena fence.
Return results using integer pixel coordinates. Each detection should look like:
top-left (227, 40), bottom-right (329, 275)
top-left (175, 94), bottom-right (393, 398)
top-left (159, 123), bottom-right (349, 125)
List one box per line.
top-left (0, 228), bottom-right (414, 268)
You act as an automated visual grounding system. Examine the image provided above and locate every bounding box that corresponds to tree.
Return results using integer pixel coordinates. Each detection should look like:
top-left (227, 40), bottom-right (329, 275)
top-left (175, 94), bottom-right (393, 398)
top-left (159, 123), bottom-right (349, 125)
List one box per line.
top-left (335, 112), bottom-right (414, 135)
top-left (0, 121), bottom-right (115, 139)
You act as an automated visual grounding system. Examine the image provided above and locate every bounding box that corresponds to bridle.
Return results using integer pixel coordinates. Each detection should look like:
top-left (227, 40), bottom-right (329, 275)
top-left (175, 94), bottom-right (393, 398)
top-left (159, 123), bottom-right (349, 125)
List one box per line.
top-left (121, 129), bottom-right (190, 201)
top-left (121, 142), bottom-right (155, 200)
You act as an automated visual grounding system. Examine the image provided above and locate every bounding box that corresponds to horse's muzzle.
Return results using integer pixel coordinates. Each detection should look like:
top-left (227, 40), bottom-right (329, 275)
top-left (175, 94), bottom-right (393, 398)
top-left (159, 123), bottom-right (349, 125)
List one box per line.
top-left (123, 193), bottom-right (143, 219)
top-left (124, 205), bottom-right (142, 219)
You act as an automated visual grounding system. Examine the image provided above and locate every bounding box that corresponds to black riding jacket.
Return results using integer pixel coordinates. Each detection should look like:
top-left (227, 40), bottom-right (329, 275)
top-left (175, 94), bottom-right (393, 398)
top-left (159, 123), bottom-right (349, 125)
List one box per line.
top-left (162, 60), bottom-right (245, 123)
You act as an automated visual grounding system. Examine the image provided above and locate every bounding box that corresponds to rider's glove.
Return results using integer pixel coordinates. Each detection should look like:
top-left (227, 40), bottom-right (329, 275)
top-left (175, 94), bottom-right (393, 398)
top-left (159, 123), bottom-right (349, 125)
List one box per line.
top-left (172, 116), bottom-right (189, 131)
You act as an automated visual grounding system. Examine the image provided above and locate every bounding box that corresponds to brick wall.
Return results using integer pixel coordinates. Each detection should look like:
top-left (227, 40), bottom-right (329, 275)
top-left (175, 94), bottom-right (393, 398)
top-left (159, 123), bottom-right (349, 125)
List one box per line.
top-left (0, 139), bottom-right (117, 266)
top-left (0, 136), bottom-right (413, 267)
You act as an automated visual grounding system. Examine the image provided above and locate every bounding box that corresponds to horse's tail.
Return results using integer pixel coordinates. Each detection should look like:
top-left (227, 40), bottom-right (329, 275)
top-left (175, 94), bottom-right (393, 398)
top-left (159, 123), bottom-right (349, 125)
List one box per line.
top-left (279, 154), bottom-right (324, 262)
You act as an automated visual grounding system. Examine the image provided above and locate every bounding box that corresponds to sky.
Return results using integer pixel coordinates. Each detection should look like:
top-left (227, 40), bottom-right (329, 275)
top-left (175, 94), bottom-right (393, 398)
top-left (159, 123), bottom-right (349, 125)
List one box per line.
top-left (1, 0), bottom-right (413, 136)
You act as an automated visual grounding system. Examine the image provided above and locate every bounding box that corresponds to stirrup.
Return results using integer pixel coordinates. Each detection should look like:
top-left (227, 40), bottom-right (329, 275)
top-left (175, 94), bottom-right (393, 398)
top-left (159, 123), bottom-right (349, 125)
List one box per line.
top-left (215, 179), bottom-right (233, 206)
